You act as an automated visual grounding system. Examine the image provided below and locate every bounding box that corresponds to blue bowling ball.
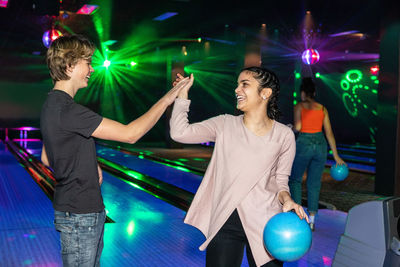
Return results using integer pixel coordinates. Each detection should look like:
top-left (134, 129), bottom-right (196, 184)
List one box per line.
top-left (263, 212), bottom-right (312, 262)
top-left (330, 164), bottom-right (349, 181)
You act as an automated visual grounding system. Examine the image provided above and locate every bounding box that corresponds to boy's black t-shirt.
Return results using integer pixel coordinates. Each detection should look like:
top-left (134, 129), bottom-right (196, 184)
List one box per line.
top-left (40, 89), bottom-right (104, 213)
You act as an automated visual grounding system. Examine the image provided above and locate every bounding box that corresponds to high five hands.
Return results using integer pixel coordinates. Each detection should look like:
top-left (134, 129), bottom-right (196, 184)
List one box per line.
top-left (162, 74), bottom-right (193, 105)
top-left (173, 73), bottom-right (194, 100)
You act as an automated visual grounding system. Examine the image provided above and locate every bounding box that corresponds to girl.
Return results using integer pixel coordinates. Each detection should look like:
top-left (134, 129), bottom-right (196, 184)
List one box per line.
top-left (289, 77), bottom-right (345, 231)
top-left (170, 67), bottom-right (308, 267)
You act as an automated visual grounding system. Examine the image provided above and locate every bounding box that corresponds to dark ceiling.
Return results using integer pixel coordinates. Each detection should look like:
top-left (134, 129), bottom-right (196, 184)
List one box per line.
top-left (0, 0), bottom-right (382, 54)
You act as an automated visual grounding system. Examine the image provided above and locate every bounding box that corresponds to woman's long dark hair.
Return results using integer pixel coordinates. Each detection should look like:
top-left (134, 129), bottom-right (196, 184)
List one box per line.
top-left (241, 66), bottom-right (280, 120)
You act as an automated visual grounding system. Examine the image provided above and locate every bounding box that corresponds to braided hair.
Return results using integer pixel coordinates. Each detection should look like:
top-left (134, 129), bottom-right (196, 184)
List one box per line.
top-left (241, 66), bottom-right (281, 120)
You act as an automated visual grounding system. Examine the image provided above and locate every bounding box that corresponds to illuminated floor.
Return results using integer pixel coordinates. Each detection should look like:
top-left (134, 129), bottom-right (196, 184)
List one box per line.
top-left (0, 141), bottom-right (61, 266)
top-left (0, 140), bottom-right (206, 266)
top-left (96, 144), bottom-right (348, 267)
top-left (0, 140), bottom-right (347, 266)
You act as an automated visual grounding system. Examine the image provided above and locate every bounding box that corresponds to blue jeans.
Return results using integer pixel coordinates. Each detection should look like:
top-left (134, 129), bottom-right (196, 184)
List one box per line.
top-left (54, 210), bottom-right (106, 267)
top-left (289, 132), bottom-right (327, 214)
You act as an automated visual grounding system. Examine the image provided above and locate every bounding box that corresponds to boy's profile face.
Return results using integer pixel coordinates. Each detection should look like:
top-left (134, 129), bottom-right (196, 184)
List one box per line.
top-left (67, 58), bottom-right (94, 89)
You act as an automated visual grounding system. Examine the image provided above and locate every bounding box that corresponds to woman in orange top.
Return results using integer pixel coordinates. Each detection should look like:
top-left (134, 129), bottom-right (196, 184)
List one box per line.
top-left (288, 77), bottom-right (345, 231)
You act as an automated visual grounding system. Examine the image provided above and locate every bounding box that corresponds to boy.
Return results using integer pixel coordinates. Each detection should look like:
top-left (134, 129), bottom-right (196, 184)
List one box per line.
top-left (40, 35), bottom-right (190, 266)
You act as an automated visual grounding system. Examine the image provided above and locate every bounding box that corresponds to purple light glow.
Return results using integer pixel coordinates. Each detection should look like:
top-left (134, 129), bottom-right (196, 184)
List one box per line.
top-left (26, 149), bottom-right (36, 155)
top-left (329, 30), bottom-right (359, 37)
top-left (12, 139), bottom-right (41, 142)
top-left (11, 127), bottom-right (39, 131)
top-left (0, 0), bottom-right (8, 8)
top-left (76, 4), bottom-right (98, 15)
top-left (326, 53), bottom-right (379, 61)
top-left (322, 256), bottom-right (332, 266)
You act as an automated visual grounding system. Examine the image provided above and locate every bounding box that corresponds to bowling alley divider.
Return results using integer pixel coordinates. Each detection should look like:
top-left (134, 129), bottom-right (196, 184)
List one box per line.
top-left (97, 156), bottom-right (194, 211)
top-left (332, 197), bottom-right (400, 267)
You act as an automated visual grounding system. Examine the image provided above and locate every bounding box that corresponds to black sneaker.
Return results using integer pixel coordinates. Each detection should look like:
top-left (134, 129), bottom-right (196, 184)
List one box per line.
top-left (310, 223), bottom-right (315, 232)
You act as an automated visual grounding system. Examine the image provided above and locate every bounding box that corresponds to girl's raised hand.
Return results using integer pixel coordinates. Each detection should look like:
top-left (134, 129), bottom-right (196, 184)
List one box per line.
top-left (173, 73), bottom-right (185, 87)
top-left (177, 74), bottom-right (194, 99)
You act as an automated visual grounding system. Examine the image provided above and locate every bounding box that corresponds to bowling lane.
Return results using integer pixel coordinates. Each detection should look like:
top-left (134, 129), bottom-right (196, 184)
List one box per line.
top-left (97, 145), bottom-right (203, 194)
top-left (6, 140), bottom-right (211, 266)
top-left (100, 169), bottom-right (207, 266)
top-left (97, 143), bottom-right (348, 267)
top-left (0, 141), bottom-right (61, 266)
top-left (11, 139), bottom-right (347, 266)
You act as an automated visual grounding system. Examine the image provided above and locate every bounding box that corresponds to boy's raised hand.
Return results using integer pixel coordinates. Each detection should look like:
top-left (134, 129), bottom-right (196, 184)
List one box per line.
top-left (162, 76), bottom-right (191, 105)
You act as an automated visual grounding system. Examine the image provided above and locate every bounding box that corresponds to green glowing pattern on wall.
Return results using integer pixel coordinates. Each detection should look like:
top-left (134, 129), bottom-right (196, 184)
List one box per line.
top-left (341, 80), bottom-right (350, 91)
top-left (345, 69), bottom-right (363, 83)
top-left (339, 69), bottom-right (378, 119)
top-left (336, 69), bottom-right (379, 142)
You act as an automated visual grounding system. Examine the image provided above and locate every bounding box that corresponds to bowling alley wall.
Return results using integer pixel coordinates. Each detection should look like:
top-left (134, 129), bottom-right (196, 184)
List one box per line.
top-left (0, 30), bottom-right (378, 145)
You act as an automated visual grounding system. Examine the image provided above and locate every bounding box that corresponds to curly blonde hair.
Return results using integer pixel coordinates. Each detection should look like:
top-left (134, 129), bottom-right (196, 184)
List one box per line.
top-left (46, 35), bottom-right (95, 83)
